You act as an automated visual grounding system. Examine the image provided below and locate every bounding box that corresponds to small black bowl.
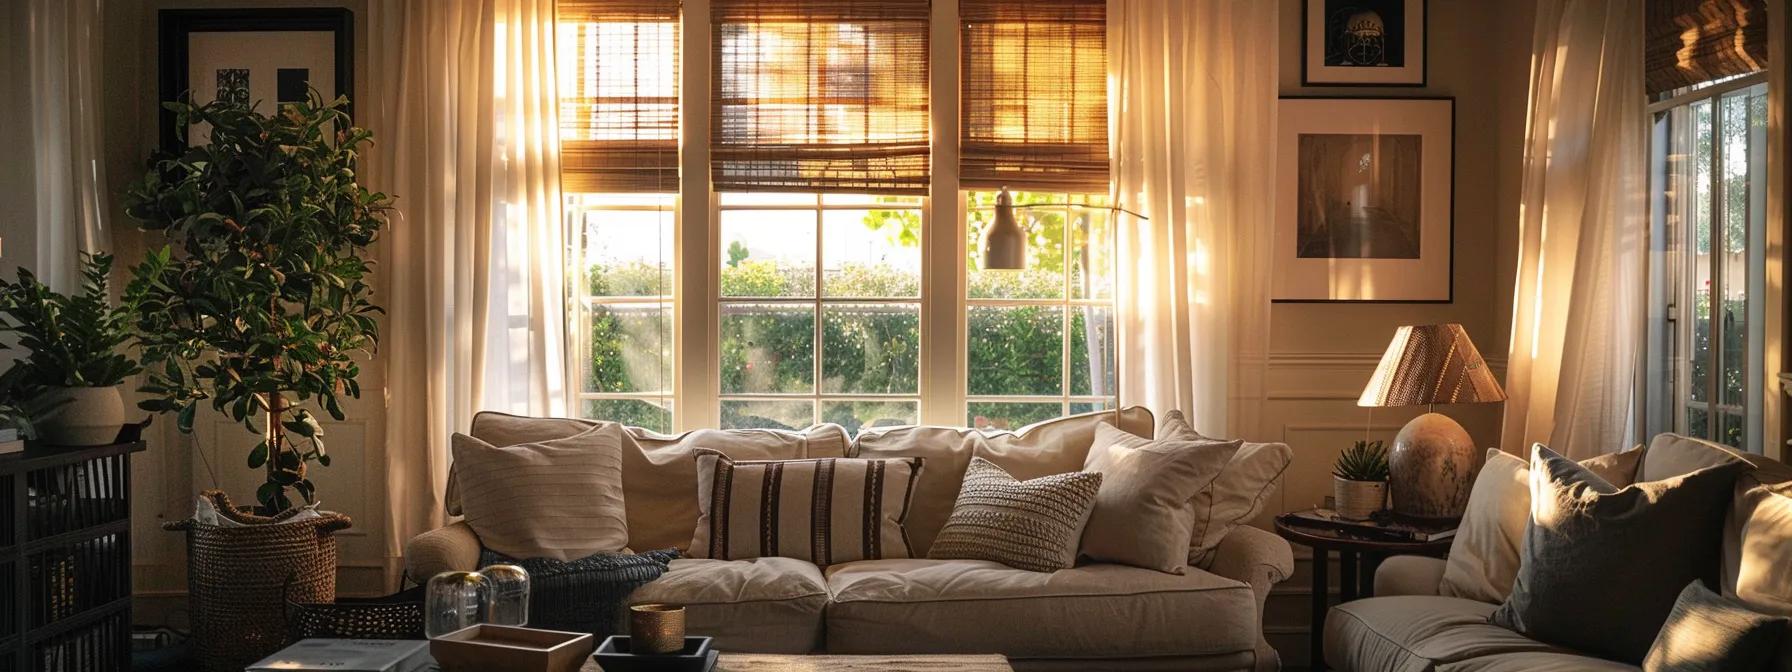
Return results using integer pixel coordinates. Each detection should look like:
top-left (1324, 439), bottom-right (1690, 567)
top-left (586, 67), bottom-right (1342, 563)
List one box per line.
top-left (592, 636), bottom-right (715, 672)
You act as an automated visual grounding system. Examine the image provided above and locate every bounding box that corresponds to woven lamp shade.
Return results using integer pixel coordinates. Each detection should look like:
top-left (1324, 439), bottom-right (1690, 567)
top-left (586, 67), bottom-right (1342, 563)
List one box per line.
top-left (1358, 323), bottom-right (1506, 407)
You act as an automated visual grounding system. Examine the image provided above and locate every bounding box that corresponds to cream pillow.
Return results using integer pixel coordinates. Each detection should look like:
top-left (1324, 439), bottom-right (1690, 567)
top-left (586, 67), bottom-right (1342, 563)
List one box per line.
top-left (451, 424), bottom-right (628, 561)
top-left (1158, 410), bottom-right (1293, 566)
top-left (928, 457), bottom-right (1103, 573)
top-left (1080, 423), bottom-right (1238, 574)
top-left (1440, 443), bottom-right (1647, 603)
top-left (689, 451), bottom-right (924, 566)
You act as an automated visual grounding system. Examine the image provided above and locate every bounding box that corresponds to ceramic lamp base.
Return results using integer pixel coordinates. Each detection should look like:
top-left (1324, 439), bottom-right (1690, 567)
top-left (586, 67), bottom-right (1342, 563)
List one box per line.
top-left (1389, 412), bottom-right (1482, 520)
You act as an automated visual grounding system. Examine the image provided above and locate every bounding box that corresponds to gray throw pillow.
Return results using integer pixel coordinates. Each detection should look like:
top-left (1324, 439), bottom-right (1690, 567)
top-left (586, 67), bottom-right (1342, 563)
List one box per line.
top-left (1643, 580), bottom-right (1788, 672)
top-left (1490, 445), bottom-right (1749, 664)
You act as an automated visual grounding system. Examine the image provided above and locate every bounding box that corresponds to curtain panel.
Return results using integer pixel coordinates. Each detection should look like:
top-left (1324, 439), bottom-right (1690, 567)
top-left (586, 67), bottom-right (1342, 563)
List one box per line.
top-left (1108, 0), bottom-right (1277, 439)
top-left (1501, 0), bottom-right (1647, 458)
top-left (19, 0), bottom-right (110, 290)
top-left (369, 0), bottom-right (569, 583)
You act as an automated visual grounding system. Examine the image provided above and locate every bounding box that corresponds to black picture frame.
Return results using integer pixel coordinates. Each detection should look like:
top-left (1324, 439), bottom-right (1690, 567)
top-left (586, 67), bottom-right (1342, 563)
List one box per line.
top-left (1301, 0), bottom-right (1428, 88)
top-left (1271, 96), bottom-right (1455, 304)
top-left (157, 8), bottom-right (354, 153)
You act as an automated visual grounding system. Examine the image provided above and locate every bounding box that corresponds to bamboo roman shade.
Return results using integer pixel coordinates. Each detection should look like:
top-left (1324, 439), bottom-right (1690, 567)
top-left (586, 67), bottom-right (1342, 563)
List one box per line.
top-left (711, 0), bottom-right (931, 194)
top-left (558, 0), bottom-right (681, 193)
top-left (1645, 0), bottom-right (1768, 96)
top-left (960, 0), bottom-right (1108, 192)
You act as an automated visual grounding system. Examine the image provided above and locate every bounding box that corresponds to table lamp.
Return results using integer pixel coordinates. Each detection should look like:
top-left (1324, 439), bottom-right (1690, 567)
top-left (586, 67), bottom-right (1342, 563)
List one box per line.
top-left (1357, 323), bottom-right (1506, 520)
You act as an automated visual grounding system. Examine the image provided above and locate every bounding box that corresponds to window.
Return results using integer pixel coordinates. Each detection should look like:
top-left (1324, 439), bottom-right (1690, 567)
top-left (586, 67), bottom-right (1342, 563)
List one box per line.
top-left (965, 190), bottom-right (1116, 429)
top-left (718, 193), bottom-right (923, 432)
top-left (568, 194), bottom-right (676, 432)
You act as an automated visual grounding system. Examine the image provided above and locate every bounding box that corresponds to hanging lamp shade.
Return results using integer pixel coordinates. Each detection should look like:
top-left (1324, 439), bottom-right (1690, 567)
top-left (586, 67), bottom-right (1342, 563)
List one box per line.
top-left (1358, 323), bottom-right (1506, 407)
top-left (980, 187), bottom-right (1027, 270)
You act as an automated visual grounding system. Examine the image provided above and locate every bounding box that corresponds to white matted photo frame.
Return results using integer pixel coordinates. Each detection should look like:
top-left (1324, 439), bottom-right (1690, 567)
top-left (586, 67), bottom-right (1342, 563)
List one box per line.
top-left (1273, 97), bottom-right (1453, 303)
top-left (158, 8), bottom-right (353, 152)
top-left (1303, 0), bottom-right (1426, 87)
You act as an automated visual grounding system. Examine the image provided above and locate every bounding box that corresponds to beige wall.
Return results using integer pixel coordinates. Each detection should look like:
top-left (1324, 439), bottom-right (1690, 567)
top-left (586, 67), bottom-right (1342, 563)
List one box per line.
top-left (1259, 0), bottom-right (1534, 517)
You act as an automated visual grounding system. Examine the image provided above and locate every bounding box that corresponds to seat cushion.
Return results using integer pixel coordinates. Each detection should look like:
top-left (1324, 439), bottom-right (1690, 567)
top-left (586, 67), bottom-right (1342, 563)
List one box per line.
top-left (1325, 596), bottom-right (1571, 672)
top-left (825, 558), bottom-right (1256, 659)
top-left (1434, 652), bottom-right (1638, 671)
top-left (627, 558), bottom-right (827, 653)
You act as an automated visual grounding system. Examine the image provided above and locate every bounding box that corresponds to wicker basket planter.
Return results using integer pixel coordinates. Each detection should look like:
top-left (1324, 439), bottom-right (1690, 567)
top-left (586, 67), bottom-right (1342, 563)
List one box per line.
top-left (163, 490), bottom-right (352, 672)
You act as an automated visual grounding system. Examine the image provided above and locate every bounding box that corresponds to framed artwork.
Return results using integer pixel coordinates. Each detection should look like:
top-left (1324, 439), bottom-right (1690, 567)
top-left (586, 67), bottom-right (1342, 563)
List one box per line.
top-left (1273, 97), bottom-right (1453, 303)
top-left (1303, 0), bottom-right (1426, 87)
top-left (158, 8), bottom-right (353, 151)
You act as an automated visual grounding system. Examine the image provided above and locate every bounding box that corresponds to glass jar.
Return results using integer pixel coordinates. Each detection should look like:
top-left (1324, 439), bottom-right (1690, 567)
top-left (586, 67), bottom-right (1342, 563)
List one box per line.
top-left (425, 571), bottom-right (491, 638)
top-left (478, 563), bottom-right (531, 627)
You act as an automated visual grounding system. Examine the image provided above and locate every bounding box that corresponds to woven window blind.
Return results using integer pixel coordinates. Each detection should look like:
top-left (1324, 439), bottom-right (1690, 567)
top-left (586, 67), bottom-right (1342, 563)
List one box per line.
top-left (960, 0), bottom-right (1107, 193)
top-left (558, 0), bottom-right (681, 193)
top-left (1645, 0), bottom-right (1768, 96)
top-left (711, 0), bottom-right (931, 194)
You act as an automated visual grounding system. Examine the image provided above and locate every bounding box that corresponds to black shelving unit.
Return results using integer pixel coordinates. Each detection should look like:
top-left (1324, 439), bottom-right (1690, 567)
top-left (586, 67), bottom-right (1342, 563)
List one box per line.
top-left (0, 442), bottom-right (143, 672)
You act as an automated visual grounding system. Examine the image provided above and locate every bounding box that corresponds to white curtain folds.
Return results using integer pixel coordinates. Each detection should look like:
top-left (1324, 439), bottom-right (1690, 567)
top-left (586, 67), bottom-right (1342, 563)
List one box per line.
top-left (1501, 0), bottom-right (1646, 458)
top-left (25, 0), bottom-right (110, 289)
top-left (368, 0), bottom-right (568, 580)
top-left (1108, 0), bottom-right (1277, 439)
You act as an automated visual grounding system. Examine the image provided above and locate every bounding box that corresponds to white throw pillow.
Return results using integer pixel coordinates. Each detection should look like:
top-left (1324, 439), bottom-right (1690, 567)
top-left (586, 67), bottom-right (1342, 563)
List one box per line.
top-left (1439, 443), bottom-right (1647, 603)
top-left (451, 424), bottom-right (628, 561)
top-left (1158, 410), bottom-right (1294, 567)
top-left (1080, 423), bottom-right (1238, 574)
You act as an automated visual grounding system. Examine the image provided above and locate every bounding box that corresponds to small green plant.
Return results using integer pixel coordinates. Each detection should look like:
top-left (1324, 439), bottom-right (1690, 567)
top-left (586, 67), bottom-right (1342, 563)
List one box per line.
top-left (1333, 439), bottom-right (1389, 482)
top-left (0, 253), bottom-right (142, 390)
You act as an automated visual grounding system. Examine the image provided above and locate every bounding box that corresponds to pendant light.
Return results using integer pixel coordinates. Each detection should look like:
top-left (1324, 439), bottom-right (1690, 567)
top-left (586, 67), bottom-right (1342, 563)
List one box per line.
top-left (979, 187), bottom-right (1027, 271)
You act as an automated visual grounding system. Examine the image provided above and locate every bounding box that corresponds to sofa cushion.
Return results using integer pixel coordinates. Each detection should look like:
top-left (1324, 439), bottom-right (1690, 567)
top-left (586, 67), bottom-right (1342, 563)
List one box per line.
top-left (1080, 423), bottom-right (1237, 574)
top-left (850, 406), bottom-right (1154, 556)
top-left (449, 426), bottom-right (628, 561)
top-left (927, 458), bottom-right (1104, 573)
top-left (1324, 595), bottom-right (1568, 672)
top-left (1433, 652), bottom-right (1639, 671)
top-left (627, 557), bottom-right (827, 653)
top-left (1158, 410), bottom-right (1292, 567)
top-left (689, 451), bottom-right (924, 565)
top-left (1643, 580), bottom-right (1788, 672)
top-left (455, 412), bottom-right (850, 551)
top-left (824, 558), bottom-right (1256, 659)
top-left (1640, 432), bottom-right (1745, 482)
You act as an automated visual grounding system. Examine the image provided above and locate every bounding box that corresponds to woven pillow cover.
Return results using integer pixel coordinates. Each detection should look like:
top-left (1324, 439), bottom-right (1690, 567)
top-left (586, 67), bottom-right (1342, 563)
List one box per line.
top-left (689, 450), bottom-right (924, 566)
top-left (450, 424), bottom-right (628, 561)
top-left (928, 457), bottom-right (1104, 572)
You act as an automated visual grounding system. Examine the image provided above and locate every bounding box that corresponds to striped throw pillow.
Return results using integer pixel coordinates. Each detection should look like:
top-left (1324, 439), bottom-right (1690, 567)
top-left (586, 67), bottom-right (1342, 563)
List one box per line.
top-left (451, 424), bottom-right (628, 561)
top-left (690, 451), bottom-right (924, 566)
top-left (927, 457), bottom-right (1104, 573)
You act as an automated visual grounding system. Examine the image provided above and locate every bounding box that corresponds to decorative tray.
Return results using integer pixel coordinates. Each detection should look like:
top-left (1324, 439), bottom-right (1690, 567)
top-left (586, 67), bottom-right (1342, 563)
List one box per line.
top-left (591, 636), bottom-right (715, 672)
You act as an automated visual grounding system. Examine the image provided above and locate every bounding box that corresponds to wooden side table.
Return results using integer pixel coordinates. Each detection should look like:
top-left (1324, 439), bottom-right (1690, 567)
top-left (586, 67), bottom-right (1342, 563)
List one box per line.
top-left (1274, 512), bottom-right (1453, 671)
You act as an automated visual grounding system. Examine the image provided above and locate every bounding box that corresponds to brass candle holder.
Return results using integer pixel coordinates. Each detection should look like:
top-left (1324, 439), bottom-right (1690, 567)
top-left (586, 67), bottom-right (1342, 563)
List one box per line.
top-left (628, 603), bottom-right (685, 654)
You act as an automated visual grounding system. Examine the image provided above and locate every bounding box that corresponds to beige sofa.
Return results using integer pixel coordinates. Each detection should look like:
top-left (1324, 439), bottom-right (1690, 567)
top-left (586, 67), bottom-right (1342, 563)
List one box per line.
top-left (406, 407), bottom-right (1295, 671)
top-left (1323, 433), bottom-right (1792, 672)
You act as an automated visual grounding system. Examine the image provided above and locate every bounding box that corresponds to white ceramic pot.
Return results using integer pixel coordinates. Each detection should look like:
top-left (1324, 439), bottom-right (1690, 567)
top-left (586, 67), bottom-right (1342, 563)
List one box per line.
top-left (1333, 477), bottom-right (1387, 521)
top-left (36, 385), bottom-right (125, 446)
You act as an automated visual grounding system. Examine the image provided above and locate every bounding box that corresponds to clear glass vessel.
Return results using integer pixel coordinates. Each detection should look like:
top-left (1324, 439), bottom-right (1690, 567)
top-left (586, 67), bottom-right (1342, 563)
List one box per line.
top-left (425, 570), bottom-right (491, 638)
top-left (478, 563), bottom-right (531, 627)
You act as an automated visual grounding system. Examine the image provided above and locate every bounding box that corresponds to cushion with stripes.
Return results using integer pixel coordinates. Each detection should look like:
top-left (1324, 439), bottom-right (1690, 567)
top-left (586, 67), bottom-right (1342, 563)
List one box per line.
top-left (689, 450), bottom-right (925, 566)
top-left (927, 457), bottom-right (1104, 573)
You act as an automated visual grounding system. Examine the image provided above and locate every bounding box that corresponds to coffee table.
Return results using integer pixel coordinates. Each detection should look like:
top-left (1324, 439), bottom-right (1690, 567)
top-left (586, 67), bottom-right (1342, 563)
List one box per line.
top-left (583, 653), bottom-right (1014, 671)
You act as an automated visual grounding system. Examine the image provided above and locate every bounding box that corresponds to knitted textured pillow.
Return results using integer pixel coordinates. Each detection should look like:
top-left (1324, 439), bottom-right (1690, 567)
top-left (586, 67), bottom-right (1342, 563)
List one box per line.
top-left (927, 457), bottom-right (1103, 572)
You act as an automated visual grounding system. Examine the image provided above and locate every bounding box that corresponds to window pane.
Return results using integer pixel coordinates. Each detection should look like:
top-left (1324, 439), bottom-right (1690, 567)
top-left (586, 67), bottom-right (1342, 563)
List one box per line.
top-left (822, 304), bottom-right (920, 395)
top-left (720, 210), bottom-right (815, 297)
top-left (719, 192), bottom-right (816, 206)
top-left (586, 304), bottom-right (671, 394)
top-left (824, 210), bottom-right (921, 298)
top-left (1071, 206), bottom-right (1113, 300)
top-left (1068, 305), bottom-right (1114, 397)
top-left (1689, 99), bottom-right (1713, 405)
top-left (967, 401), bottom-right (1063, 431)
top-left (821, 194), bottom-right (924, 207)
top-left (966, 191), bottom-right (1067, 299)
top-left (721, 399), bottom-right (815, 431)
top-left (583, 398), bottom-right (671, 433)
top-left (721, 303), bottom-right (815, 394)
top-left (579, 209), bottom-right (672, 297)
top-left (968, 305), bottom-right (1064, 396)
top-left (822, 400), bottom-right (917, 435)
top-left (1068, 400), bottom-right (1115, 416)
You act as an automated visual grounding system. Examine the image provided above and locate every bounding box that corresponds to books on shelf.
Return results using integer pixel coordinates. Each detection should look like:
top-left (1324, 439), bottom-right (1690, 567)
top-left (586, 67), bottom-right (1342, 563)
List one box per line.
top-left (1287, 508), bottom-right (1458, 543)
top-left (248, 639), bottom-right (432, 672)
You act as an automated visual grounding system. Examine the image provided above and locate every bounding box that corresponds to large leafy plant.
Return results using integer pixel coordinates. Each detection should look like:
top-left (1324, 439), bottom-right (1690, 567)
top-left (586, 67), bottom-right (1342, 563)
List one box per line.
top-left (125, 92), bottom-right (389, 513)
top-left (0, 253), bottom-right (142, 391)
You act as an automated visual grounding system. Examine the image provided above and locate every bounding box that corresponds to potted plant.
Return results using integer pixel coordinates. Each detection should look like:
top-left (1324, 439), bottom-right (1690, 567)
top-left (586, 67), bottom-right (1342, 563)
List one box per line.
top-left (0, 254), bottom-right (143, 446)
top-left (125, 91), bottom-right (385, 671)
top-left (1333, 439), bottom-right (1390, 520)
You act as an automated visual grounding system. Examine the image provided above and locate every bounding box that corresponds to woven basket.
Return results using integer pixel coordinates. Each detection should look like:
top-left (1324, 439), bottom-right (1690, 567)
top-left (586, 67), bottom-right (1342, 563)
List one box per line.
top-left (286, 585), bottom-right (425, 640)
top-left (163, 490), bottom-right (352, 672)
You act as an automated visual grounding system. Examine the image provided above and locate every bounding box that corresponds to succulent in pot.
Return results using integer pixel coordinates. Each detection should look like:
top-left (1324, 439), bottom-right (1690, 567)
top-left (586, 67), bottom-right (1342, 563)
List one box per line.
top-left (1332, 439), bottom-right (1390, 520)
top-left (0, 253), bottom-right (144, 446)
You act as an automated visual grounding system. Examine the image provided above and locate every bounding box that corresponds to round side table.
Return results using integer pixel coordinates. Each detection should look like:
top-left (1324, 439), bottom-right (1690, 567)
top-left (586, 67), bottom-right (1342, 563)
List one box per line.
top-left (1273, 513), bottom-right (1454, 671)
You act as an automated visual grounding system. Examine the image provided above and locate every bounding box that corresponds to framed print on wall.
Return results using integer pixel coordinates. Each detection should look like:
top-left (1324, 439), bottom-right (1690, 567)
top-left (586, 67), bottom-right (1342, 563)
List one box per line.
top-left (158, 8), bottom-right (353, 152)
top-left (1303, 0), bottom-right (1426, 86)
top-left (1273, 97), bottom-right (1454, 303)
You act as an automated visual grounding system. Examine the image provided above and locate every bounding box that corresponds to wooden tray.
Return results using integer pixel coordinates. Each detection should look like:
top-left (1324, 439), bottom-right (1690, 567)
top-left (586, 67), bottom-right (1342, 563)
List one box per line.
top-left (431, 624), bottom-right (595, 672)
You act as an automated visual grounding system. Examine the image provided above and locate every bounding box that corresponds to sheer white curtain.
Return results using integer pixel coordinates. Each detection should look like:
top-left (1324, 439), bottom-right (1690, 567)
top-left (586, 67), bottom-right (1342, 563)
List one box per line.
top-left (1109, 0), bottom-right (1277, 439)
top-left (1501, 0), bottom-right (1646, 459)
top-left (368, 0), bottom-right (568, 578)
top-left (22, 0), bottom-right (109, 288)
